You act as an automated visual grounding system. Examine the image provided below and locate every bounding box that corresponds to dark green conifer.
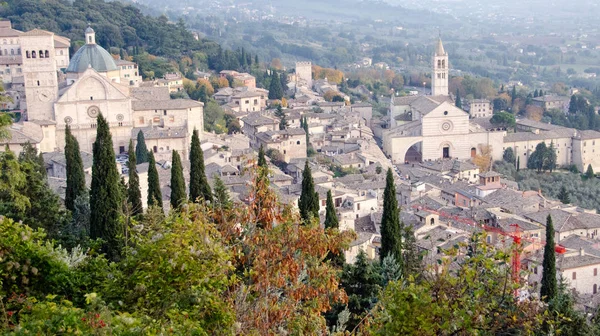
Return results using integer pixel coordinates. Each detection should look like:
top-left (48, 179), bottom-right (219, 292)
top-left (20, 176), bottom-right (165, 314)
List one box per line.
top-left (135, 130), bottom-right (149, 164)
top-left (147, 150), bottom-right (162, 210)
top-left (170, 150), bottom-right (186, 208)
top-left (90, 113), bottom-right (123, 261)
top-left (540, 215), bottom-right (557, 302)
top-left (268, 70), bottom-right (283, 100)
top-left (586, 164), bottom-right (595, 179)
top-left (324, 190), bottom-right (338, 230)
top-left (213, 175), bottom-right (232, 209)
top-left (299, 160), bottom-right (319, 223)
top-left (557, 186), bottom-right (571, 204)
top-left (64, 125), bottom-right (86, 212)
top-left (380, 168), bottom-right (402, 264)
top-left (189, 129), bottom-right (212, 203)
top-left (455, 89), bottom-right (462, 109)
top-left (127, 140), bottom-right (143, 216)
top-left (258, 145), bottom-right (268, 168)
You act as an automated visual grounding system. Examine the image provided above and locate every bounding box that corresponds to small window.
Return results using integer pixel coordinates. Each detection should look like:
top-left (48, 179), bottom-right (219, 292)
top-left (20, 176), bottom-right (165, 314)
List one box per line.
top-left (296, 141), bottom-right (301, 145)
top-left (119, 146), bottom-right (125, 153)
top-left (357, 203), bottom-right (361, 210)
top-left (90, 96), bottom-right (93, 100)
top-left (153, 146), bottom-right (157, 153)
top-left (572, 272), bottom-right (577, 280)
top-left (595, 268), bottom-right (598, 276)
top-left (139, 117), bottom-right (144, 124)
top-left (45, 50), bottom-right (49, 58)
top-left (443, 111), bottom-right (448, 115)
top-left (322, 200), bottom-right (326, 206)
top-left (534, 267), bottom-right (538, 275)
top-left (163, 110), bottom-right (167, 115)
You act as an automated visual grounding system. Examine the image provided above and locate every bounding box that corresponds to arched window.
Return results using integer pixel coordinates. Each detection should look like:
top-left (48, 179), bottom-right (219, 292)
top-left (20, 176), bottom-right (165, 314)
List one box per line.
top-left (26, 50), bottom-right (30, 58)
top-left (31, 51), bottom-right (36, 58)
top-left (39, 50), bottom-right (44, 58)
top-left (430, 218), bottom-right (435, 225)
top-left (45, 50), bottom-right (49, 58)
top-left (437, 60), bottom-right (441, 68)
top-left (10, 49), bottom-right (13, 55)
top-left (17, 48), bottom-right (20, 55)
top-left (442, 60), bottom-right (446, 68)
top-left (88, 36), bottom-right (92, 43)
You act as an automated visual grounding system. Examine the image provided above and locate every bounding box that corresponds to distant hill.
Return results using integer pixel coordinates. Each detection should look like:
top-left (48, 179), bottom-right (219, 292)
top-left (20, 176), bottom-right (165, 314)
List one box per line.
top-left (0, 0), bottom-right (220, 58)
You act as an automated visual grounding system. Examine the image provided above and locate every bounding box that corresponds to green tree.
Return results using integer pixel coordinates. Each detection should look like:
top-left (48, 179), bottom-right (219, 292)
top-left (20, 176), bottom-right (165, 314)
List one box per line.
top-left (544, 142), bottom-right (557, 172)
top-left (64, 125), bottom-right (86, 212)
top-left (268, 70), bottom-right (283, 100)
top-left (380, 168), bottom-right (402, 264)
top-left (455, 89), bottom-right (462, 109)
top-left (135, 130), bottom-right (149, 164)
top-left (324, 190), bottom-right (338, 230)
top-left (503, 147), bottom-right (515, 164)
top-left (258, 145), bottom-right (268, 168)
top-left (540, 215), bottom-right (557, 302)
top-left (557, 185), bottom-right (571, 204)
top-left (299, 160), bottom-right (319, 223)
top-left (517, 156), bottom-right (521, 171)
top-left (527, 142), bottom-right (549, 173)
top-left (189, 129), bottom-right (212, 203)
top-left (147, 150), bottom-right (163, 210)
top-left (90, 113), bottom-right (123, 261)
top-left (490, 111), bottom-right (516, 128)
top-left (586, 164), bottom-right (595, 179)
top-left (401, 224), bottom-right (421, 279)
top-left (170, 150), bottom-right (186, 209)
top-left (127, 140), bottom-right (143, 216)
top-left (212, 175), bottom-right (231, 209)
top-left (275, 104), bottom-right (288, 130)
top-left (511, 85), bottom-right (517, 103)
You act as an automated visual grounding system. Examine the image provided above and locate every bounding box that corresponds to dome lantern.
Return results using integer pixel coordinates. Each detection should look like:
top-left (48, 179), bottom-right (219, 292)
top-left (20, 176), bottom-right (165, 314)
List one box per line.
top-left (85, 25), bottom-right (96, 45)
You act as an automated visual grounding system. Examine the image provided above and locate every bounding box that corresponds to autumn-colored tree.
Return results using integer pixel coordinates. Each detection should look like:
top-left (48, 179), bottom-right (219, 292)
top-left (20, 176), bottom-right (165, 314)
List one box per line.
top-left (215, 167), bottom-right (355, 334)
top-left (525, 105), bottom-right (544, 121)
top-left (472, 144), bottom-right (493, 172)
top-left (312, 65), bottom-right (344, 84)
top-left (270, 58), bottom-right (283, 70)
top-left (196, 78), bottom-right (215, 96)
top-left (323, 90), bottom-right (344, 102)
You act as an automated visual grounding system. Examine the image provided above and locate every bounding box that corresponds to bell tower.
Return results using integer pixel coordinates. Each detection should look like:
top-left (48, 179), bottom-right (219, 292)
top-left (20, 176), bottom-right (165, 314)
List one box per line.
top-left (432, 37), bottom-right (449, 97)
top-left (20, 29), bottom-right (59, 121)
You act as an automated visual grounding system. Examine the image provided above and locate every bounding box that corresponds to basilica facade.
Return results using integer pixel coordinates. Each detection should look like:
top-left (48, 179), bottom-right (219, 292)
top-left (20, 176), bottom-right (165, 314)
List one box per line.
top-left (4, 25), bottom-right (203, 162)
top-left (383, 38), bottom-right (504, 164)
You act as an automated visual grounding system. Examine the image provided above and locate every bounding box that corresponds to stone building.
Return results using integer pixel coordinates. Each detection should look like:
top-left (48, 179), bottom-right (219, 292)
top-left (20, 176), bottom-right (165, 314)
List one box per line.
top-left (469, 99), bottom-right (492, 118)
top-left (295, 61), bottom-right (312, 89)
top-left (2, 26), bottom-right (203, 162)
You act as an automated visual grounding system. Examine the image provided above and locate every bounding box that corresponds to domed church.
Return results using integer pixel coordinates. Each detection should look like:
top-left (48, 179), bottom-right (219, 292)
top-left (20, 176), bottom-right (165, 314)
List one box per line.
top-left (15, 26), bottom-right (203, 161)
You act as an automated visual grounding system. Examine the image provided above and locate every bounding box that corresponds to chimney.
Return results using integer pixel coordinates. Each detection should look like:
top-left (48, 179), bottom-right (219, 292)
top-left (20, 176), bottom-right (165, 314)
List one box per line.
top-left (580, 247), bottom-right (585, 256)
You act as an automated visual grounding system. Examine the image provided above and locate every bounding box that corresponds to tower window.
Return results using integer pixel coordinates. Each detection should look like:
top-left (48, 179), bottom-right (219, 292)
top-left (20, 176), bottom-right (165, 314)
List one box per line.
top-left (26, 50), bottom-right (30, 58)
top-left (37, 80), bottom-right (40, 86)
top-left (442, 60), bottom-right (446, 68)
top-left (90, 96), bottom-right (93, 100)
top-left (89, 36), bottom-right (92, 43)
top-left (39, 50), bottom-right (44, 58)
top-left (32, 51), bottom-right (36, 58)
top-left (45, 50), bottom-right (49, 58)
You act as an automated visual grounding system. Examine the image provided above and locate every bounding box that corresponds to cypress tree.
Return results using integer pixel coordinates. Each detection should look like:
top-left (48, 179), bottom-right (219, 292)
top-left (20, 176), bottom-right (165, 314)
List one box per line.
top-left (380, 168), bottom-right (402, 264)
top-left (455, 89), bottom-right (462, 109)
top-left (540, 215), bottom-right (557, 302)
top-left (258, 145), bottom-right (268, 168)
top-left (189, 129), bottom-right (212, 203)
top-left (586, 164), bottom-right (595, 179)
top-left (557, 186), bottom-right (571, 204)
top-left (64, 124), bottom-right (86, 212)
top-left (324, 189), bottom-right (339, 230)
top-left (90, 113), bottom-right (123, 261)
top-left (268, 70), bottom-right (283, 100)
top-left (127, 140), bottom-right (143, 216)
top-left (213, 175), bottom-right (231, 209)
top-left (299, 160), bottom-right (319, 223)
top-left (511, 85), bottom-right (517, 103)
top-left (147, 150), bottom-right (162, 210)
top-left (135, 130), bottom-right (149, 164)
top-left (170, 150), bottom-right (186, 208)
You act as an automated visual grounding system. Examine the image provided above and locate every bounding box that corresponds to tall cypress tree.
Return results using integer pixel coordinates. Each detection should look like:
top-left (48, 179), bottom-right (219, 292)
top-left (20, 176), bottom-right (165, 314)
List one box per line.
top-left (258, 145), bottom-right (268, 168)
top-left (90, 113), bottom-right (122, 261)
top-left (299, 160), bottom-right (319, 223)
top-left (324, 190), bottom-right (338, 229)
top-left (127, 140), bottom-right (143, 216)
top-left (540, 214), bottom-right (557, 302)
top-left (147, 150), bottom-right (162, 210)
top-left (455, 89), bottom-right (462, 109)
top-left (64, 124), bottom-right (86, 212)
top-left (511, 85), bottom-right (517, 104)
top-left (380, 168), bottom-right (402, 264)
top-left (189, 129), bottom-right (212, 203)
top-left (170, 150), bottom-right (186, 209)
top-left (135, 130), bottom-right (149, 164)
top-left (268, 70), bottom-right (283, 100)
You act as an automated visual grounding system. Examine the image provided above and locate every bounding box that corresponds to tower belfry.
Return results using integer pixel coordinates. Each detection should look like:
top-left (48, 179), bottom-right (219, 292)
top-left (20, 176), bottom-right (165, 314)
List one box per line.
top-left (432, 37), bottom-right (449, 97)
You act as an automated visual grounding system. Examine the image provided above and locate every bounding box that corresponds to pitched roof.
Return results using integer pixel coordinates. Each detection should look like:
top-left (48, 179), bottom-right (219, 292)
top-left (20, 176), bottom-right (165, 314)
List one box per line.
top-left (3, 122), bottom-right (43, 144)
top-left (20, 29), bottom-right (54, 37)
top-left (131, 87), bottom-right (171, 101)
top-left (131, 99), bottom-right (203, 110)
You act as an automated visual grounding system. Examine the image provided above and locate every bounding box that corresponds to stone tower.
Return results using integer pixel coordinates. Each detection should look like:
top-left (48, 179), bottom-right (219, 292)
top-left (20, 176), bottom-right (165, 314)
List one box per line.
top-left (20, 29), bottom-right (58, 121)
top-left (431, 37), bottom-right (449, 97)
top-left (295, 61), bottom-right (312, 89)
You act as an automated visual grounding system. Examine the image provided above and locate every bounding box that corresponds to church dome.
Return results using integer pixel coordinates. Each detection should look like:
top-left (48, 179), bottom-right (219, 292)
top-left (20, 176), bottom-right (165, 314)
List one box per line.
top-left (66, 43), bottom-right (117, 74)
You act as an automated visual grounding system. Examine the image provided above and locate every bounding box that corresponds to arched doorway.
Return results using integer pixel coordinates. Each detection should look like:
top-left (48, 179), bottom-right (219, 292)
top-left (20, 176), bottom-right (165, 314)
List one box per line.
top-left (471, 147), bottom-right (477, 158)
top-left (443, 146), bottom-right (450, 159)
top-left (404, 141), bottom-right (422, 163)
